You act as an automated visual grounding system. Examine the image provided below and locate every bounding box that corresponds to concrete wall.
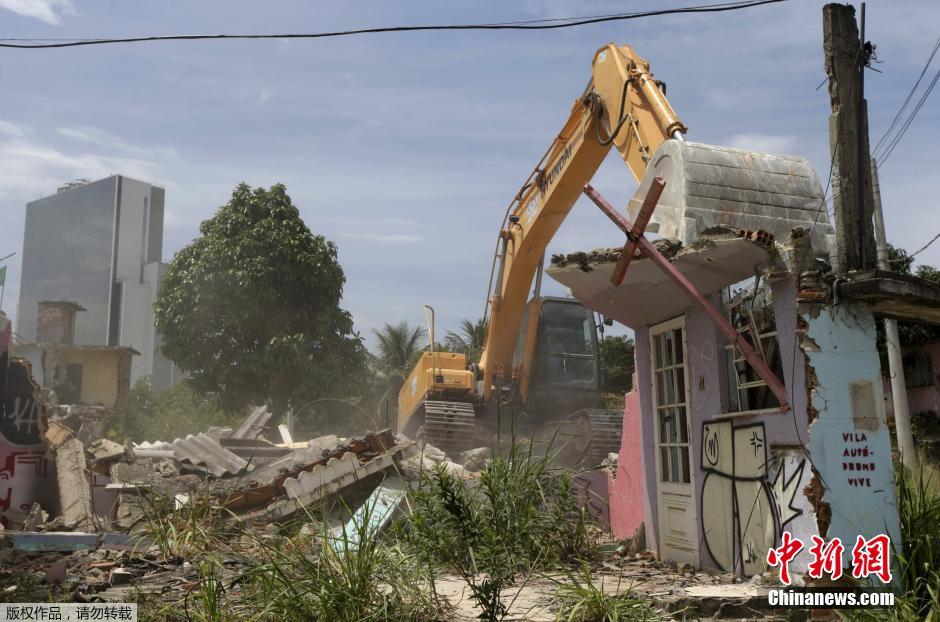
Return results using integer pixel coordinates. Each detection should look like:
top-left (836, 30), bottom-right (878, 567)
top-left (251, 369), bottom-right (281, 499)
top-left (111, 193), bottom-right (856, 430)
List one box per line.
top-left (56, 349), bottom-right (127, 407)
top-left (631, 275), bottom-right (819, 576)
top-left (902, 341), bottom-right (940, 416)
top-left (609, 390), bottom-right (647, 540)
top-left (1, 332), bottom-right (59, 525)
top-left (802, 301), bottom-right (901, 586)
top-left (634, 324), bottom-right (660, 556)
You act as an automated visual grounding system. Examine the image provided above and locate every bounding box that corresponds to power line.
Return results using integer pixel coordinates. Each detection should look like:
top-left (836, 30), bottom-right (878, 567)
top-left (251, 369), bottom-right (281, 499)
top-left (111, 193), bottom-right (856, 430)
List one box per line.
top-left (910, 231), bottom-right (940, 259)
top-left (879, 64), bottom-right (940, 165)
top-left (0, 0), bottom-right (787, 49)
top-left (871, 35), bottom-right (940, 159)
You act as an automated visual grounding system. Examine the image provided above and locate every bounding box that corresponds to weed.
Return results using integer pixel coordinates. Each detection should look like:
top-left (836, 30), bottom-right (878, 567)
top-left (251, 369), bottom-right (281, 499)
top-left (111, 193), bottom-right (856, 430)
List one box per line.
top-left (406, 438), bottom-right (599, 621)
top-left (135, 488), bottom-right (231, 560)
top-left (552, 564), bottom-right (661, 622)
top-left (184, 558), bottom-right (232, 622)
top-left (844, 463), bottom-right (940, 621)
top-left (240, 497), bottom-right (449, 621)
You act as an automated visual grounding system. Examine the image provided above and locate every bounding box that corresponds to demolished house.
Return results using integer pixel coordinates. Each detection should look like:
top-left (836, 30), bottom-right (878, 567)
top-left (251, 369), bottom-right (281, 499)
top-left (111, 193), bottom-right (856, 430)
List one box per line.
top-left (548, 142), bottom-right (940, 580)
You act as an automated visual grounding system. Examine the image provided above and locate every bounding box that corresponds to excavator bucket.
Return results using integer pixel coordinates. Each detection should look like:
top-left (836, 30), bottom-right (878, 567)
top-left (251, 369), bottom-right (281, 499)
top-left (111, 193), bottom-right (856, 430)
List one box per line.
top-left (627, 141), bottom-right (833, 253)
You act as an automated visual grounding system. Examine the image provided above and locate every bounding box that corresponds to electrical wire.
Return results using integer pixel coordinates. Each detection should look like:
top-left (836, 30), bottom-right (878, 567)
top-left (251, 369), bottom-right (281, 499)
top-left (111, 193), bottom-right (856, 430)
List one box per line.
top-left (872, 35), bottom-right (940, 159)
top-left (910, 231), bottom-right (940, 259)
top-left (878, 64), bottom-right (940, 166)
top-left (0, 0), bottom-right (787, 49)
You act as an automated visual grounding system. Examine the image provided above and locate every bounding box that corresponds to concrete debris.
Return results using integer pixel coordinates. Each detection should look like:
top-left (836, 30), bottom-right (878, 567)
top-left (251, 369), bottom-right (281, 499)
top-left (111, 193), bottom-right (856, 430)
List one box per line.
top-left (86, 438), bottom-right (126, 468)
top-left (460, 447), bottom-right (491, 472)
top-left (53, 438), bottom-right (95, 532)
top-left (420, 443), bottom-right (447, 463)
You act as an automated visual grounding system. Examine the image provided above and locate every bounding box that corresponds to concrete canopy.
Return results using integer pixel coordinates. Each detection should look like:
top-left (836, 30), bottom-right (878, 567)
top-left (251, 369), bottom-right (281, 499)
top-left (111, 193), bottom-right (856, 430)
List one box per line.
top-left (546, 236), bottom-right (771, 329)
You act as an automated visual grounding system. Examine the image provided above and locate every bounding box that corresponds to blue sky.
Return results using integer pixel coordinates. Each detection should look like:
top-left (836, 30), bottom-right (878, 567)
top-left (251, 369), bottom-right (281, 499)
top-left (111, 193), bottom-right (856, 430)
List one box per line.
top-left (0, 0), bottom-right (937, 350)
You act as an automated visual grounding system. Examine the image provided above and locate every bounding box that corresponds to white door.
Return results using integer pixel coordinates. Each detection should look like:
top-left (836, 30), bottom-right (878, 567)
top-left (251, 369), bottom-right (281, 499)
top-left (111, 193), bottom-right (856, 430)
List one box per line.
top-left (650, 317), bottom-right (699, 566)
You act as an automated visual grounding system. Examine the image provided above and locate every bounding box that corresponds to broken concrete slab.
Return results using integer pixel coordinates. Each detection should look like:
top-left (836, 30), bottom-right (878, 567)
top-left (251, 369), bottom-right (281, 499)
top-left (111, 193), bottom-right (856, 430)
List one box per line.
top-left (53, 437), bottom-right (95, 532)
top-left (547, 233), bottom-right (773, 328)
top-left (87, 438), bottom-right (126, 465)
top-left (836, 269), bottom-right (940, 324)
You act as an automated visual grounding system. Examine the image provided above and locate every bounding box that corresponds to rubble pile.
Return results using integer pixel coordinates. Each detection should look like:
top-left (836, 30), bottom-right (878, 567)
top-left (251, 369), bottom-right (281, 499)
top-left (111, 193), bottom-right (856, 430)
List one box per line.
top-left (0, 392), bottom-right (508, 609)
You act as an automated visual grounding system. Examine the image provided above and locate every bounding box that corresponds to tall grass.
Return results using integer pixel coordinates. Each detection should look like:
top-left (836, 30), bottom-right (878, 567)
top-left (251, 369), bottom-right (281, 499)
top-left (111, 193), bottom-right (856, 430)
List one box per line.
top-left (134, 489), bottom-right (231, 560)
top-left (551, 564), bottom-right (662, 622)
top-left (893, 464), bottom-right (940, 621)
top-left (238, 497), bottom-right (448, 621)
top-left (405, 439), bottom-right (600, 621)
top-left (846, 463), bottom-right (940, 622)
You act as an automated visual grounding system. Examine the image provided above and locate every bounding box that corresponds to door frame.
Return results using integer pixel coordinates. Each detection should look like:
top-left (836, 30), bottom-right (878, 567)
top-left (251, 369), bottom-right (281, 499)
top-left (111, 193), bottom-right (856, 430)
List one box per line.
top-left (649, 315), bottom-right (699, 565)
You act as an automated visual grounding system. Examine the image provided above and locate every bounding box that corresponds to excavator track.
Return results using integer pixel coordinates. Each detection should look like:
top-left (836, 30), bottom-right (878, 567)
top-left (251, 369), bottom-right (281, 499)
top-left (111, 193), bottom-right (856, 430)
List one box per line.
top-left (421, 400), bottom-right (477, 452)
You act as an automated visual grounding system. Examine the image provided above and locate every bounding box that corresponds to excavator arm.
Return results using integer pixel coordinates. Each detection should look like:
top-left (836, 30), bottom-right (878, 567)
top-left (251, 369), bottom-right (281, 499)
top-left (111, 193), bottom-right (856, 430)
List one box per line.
top-left (478, 42), bottom-right (686, 401)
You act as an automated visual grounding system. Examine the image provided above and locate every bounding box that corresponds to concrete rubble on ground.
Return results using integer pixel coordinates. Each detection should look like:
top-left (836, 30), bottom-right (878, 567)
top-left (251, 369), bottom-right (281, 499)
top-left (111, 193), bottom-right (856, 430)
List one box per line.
top-left (0, 372), bottom-right (785, 618)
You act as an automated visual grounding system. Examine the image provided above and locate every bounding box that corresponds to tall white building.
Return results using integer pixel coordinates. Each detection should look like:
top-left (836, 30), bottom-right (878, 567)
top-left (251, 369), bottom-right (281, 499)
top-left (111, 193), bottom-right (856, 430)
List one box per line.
top-left (17, 175), bottom-right (178, 390)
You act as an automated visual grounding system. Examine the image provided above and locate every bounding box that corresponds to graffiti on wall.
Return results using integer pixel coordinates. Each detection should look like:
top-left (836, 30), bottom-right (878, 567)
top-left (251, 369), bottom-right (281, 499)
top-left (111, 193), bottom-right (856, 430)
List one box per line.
top-left (0, 318), bottom-right (57, 526)
top-left (700, 420), bottom-right (812, 576)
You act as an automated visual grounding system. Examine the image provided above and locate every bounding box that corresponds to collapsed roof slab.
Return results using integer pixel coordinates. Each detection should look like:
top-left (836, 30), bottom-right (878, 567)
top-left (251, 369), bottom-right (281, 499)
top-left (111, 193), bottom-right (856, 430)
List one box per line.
top-left (547, 235), bottom-right (771, 328)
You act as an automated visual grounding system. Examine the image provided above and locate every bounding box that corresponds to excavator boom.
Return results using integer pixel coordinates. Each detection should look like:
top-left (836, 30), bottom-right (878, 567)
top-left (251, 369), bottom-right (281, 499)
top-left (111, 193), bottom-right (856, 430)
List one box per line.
top-left (478, 43), bottom-right (685, 401)
top-left (398, 41), bottom-right (826, 455)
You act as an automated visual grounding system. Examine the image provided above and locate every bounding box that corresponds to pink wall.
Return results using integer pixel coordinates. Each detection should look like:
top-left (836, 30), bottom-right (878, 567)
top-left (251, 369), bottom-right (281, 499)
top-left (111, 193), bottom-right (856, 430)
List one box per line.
top-left (908, 341), bottom-right (940, 415)
top-left (609, 389), bottom-right (646, 540)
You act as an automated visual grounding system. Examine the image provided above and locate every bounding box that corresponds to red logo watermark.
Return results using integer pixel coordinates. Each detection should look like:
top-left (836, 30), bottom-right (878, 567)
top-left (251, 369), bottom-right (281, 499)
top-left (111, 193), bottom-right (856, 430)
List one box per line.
top-left (766, 532), bottom-right (893, 585)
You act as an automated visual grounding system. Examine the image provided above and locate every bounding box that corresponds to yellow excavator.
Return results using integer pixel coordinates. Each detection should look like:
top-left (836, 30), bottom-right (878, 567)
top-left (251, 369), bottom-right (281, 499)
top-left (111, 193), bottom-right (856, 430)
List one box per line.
top-left (398, 42), bottom-right (819, 461)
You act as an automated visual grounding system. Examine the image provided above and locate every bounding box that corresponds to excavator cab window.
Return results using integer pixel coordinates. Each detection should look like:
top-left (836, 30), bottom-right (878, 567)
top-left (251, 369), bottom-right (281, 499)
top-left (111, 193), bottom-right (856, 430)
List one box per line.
top-left (538, 299), bottom-right (598, 388)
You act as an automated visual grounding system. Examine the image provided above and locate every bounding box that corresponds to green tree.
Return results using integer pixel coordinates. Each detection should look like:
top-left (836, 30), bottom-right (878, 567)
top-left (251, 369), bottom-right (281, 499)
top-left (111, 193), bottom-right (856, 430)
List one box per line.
top-left (598, 334), bottom-right (635, 394)
top-left (371, 321), bottom-right (426, 421)
top-left (106, 378), bottom-right (235, 442)
top-left (154, 183), bottom-right (367, 417)
top-left (444, 318), bottom-right (488, 364)
top-left (373, 321), bottom-right (426, 384)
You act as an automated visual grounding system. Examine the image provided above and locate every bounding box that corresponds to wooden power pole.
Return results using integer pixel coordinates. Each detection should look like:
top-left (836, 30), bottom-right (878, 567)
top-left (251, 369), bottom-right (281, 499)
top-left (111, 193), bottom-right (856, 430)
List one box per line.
top-left (823, 3), bottom-right (877, 274)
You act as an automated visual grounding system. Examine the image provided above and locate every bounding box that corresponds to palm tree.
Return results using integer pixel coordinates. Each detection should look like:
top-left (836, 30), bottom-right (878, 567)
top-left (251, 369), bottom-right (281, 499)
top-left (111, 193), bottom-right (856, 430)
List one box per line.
top-left (372, 321), bottom-right (427, 429)
top-left (445, 317), bottom-right (489, 364)
top-left (372, 321), bottom-right (427, 382)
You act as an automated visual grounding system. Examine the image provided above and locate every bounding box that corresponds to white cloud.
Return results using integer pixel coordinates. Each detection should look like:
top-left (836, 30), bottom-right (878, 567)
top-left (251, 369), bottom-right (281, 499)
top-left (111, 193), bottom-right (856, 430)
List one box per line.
top-left (727, 133), bottom-right (798, 154)
top-left (56, 125), bottom-right (178, 160)
top-left (0, 120), bottom-right (28, 138)
top-left (0, 0), bottom-right (74, 24)
top-left (339, 232), bottom-right (426, 243)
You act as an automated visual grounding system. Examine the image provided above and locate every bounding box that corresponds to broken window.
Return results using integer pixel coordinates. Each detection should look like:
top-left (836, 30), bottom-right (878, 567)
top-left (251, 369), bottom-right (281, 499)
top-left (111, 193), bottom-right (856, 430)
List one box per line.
top-left (723, 278), bottom-right (783, 413)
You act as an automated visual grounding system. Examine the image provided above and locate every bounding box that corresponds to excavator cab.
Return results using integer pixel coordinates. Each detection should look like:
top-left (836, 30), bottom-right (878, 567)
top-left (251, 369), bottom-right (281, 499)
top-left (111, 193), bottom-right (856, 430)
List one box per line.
top-left (508, 297), bottom-right (623, 463)
top-left (525, 297), bottom-right (601, 411)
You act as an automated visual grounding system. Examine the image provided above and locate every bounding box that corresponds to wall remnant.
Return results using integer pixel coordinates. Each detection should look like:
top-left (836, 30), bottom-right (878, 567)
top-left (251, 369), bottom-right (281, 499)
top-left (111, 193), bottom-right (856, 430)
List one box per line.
top-left (699, 420), bottom-right (815, 577)
top-left (801, 301), bottom-right (901, 584)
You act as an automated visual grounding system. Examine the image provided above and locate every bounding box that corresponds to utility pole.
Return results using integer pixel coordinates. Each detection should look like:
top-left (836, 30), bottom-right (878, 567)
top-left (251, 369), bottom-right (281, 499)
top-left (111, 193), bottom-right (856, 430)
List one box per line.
top-left (871, 159), bottom-right (917, 469)
top-left (824, 4), bottom-right (917, 469)
top-left (823, 3), bottom-right (877, 274)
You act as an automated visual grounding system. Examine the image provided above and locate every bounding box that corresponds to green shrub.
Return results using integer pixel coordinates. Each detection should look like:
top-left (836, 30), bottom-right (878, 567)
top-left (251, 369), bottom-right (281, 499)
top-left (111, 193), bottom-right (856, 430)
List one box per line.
top-left (405, 440), bottom-right (600, 621)
top-left (107, 378), bottom-right (237, 442)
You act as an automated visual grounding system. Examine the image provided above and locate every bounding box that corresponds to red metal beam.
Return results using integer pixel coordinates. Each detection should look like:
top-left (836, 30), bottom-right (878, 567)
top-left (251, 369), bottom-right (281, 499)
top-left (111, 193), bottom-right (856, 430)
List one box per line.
top-left (611, 176), bottom-right (666, 286)
top-left (583, 183), bottom-right (790, 412)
